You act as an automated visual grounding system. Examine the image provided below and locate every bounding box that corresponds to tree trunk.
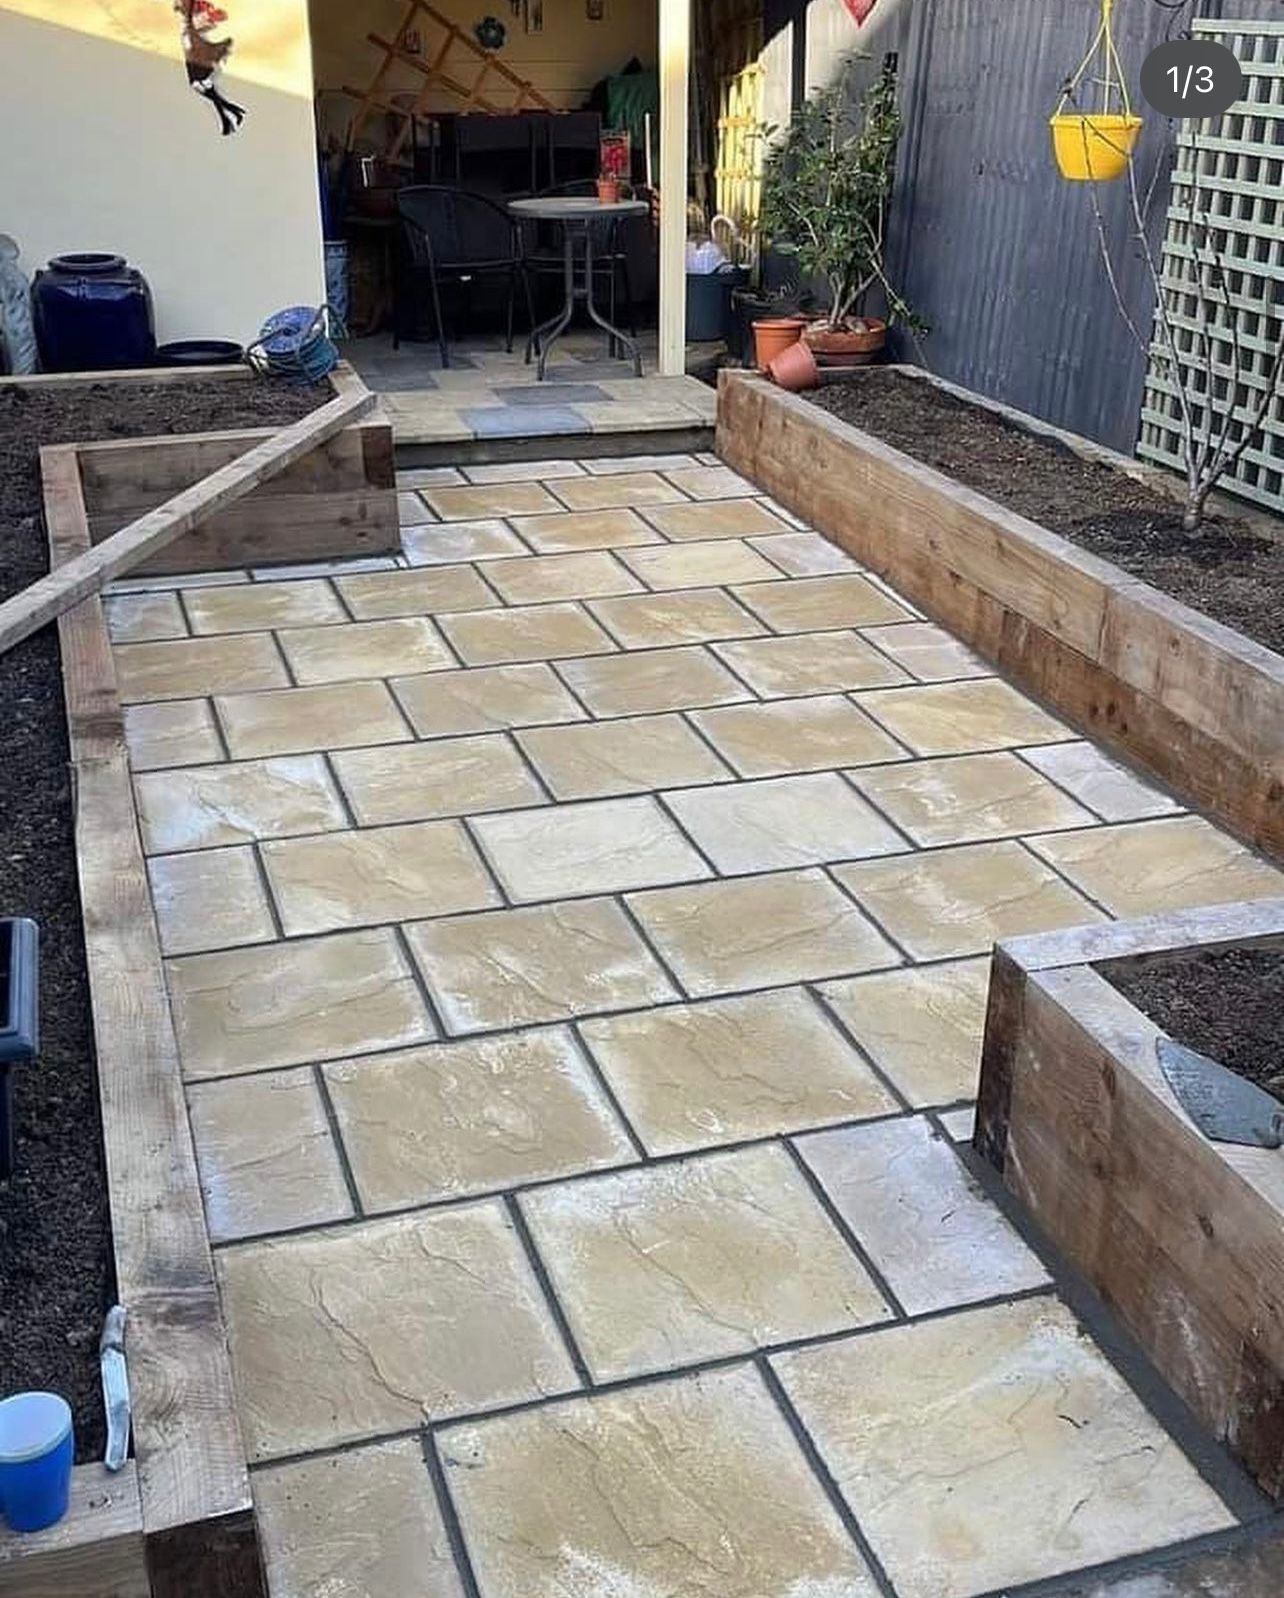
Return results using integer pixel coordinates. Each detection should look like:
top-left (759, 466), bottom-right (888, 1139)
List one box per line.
top-left (1183, 485), bottom-right (1210, 532)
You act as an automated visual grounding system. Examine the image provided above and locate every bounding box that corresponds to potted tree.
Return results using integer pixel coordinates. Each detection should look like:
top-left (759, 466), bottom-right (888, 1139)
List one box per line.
top-left (759, 56), bottom-right (923, 368)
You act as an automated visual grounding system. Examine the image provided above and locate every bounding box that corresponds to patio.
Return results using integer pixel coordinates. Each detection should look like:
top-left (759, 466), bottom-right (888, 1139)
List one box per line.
top-left (106, 453), bottom-right (1284, 1598)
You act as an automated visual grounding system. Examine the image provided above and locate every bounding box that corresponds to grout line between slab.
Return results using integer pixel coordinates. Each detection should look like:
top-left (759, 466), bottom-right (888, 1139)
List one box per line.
top-left (311, 1061), bottom-right (366, 1220)
top-left (504, 1193), bottom-right (596, 1390)
top-left (420, 1431), bottom-right (486, 1598)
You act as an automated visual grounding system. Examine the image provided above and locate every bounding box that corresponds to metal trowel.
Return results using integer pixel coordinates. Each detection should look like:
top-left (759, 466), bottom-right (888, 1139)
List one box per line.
top-left (1157, 1037), bottom-right (1284, 1149)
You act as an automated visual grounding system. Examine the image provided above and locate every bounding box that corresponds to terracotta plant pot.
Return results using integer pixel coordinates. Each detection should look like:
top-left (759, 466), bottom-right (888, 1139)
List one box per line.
top-left (767, 337), bottom-right (819, 392)
top-left (804, 318), bottom-right (887, 368)
top-left (752, 316), bottom-right (806, 373)
top-left (596, 178), bottom-right (621, 204)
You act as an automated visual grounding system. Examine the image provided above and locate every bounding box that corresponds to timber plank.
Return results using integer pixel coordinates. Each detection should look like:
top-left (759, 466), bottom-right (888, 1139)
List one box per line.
top-left (0, 1463), bottom-right (146, 1598)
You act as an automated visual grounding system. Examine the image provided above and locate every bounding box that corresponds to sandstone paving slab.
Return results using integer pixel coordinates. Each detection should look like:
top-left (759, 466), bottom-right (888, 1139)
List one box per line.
top-left (510, 508), bottom-right (662, 553)
top-left (732, 573), bottom-right (913, 633)
top-left (124, 699), bottom-right (224, 772)
top-left (104, 590), bottom-right (187, 643)
top-left (643, 497), bottom-right (789, 542)
top-left (587, 587), bottom-right (765, 649)
top-left (331, 735), bottom-right (545, 826)
top-left (404, 898), bottom-right (676, 1035)
top-left (819, 960), bottom-right (991, 1107)
top-left (772, 1297), bottom-right (1235, 1598)
top-left (1050, 1534), bottom-right (1284, 1597)
top-left (482, 550), bottom-right (642, 605)
top-left (472, 796), bottom-right (710, 903)
top-left (134, 755), bottom-right (347, 854)
top-left (858, 678), bottom-right (1074, 755)
top-left (187, 1067), bottom-right (352, 1243)
top-left (323, 1027), bottom-right (636, 1210)
top-left (335, 565), bottom-right (499, 620)
top-left (262, 821), bottom-right (501, 935)
top-left (278, 617), bottom-right (454, 684)
top-left (858, 620), bottom-right (991, 682)
top-left (1025, 816), bottom-right (1284, 918)
top-left (517, 713), bottom-right (730, 800)
top-left (439, 602), bottom-right (615, 666)
top-left (393, 663), bottom-right (586, 738)
top-left (425, 481), bottom-right (564, 520)
top-left (401, 519), bottom-right (528, 566)
top-left (218, 1202), bottom-right (579, 1461)
top-left (714, 632), bottom-right (909, 696)
top-left (521, 1145), bottom-right (890, 1380)
top-left (795, 1116), bottom-right (1049, 1315)
top-left (690, 694), bottom-right (905, 778)
top-left (183, 579), bottom-right (345, 634)
top-left (627, 868), bottom-right (901, 996)
top-left (660, 464), bottom-right (757, 499)
top-left (168, 928), bottom-right (435, 1080)
top-left (579, 988), bottom-right (898, 1154)
top-left (748, 529), bottom-right (861, 577)
top-left (217, 681), bottom-right (412, 759)
top-left (148, 845), bottom-right (276, 956)
top-left (556, 645), bottom-right (751, 717)
top-left (618, 538), bottom-right (783, 591)
top-left (834, 840), bottom-right (1107, 961)
top-left (255, 1438), bottom-right (466, 1598)
top-left (549, 470), bottom-right (688, 512)
top-left (116, 634), bottom-right (288, 703)
top-left (1020, 739), bottom-right (1183, 822)
top-left (440, 1365), bottom-right (882, 1598)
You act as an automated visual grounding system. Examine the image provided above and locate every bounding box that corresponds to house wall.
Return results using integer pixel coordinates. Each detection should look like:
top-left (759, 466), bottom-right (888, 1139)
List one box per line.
top-left (0, 1), bottom-right (324, 347)
top-left (311, 0), bottom-right (658, 146)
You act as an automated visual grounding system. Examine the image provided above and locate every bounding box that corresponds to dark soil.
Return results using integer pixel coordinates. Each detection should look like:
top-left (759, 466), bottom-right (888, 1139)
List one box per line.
top-left (811, 370), bottom-right (1284, 655)
top-left (1101, 948), bottom-right (1284, 1103)
top-left (0, 376), bottom-right (317, 1461)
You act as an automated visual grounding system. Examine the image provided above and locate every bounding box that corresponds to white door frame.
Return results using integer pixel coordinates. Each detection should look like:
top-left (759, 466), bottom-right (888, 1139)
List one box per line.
top-left (658, 0), bottom-right (691, 376)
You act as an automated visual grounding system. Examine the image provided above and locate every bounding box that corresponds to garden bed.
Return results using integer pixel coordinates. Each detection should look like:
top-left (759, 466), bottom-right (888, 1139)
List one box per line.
top-left (976, 900), bottom-right (1284, 1502)
top-left (717, 369), bottom-right (1284, 861)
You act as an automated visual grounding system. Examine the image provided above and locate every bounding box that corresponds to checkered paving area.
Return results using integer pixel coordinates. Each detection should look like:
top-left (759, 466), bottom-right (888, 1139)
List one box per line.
top-left (108, 452), bottom-right (1284, 1598)
top-left (346, 331), bottom-right (717, 445)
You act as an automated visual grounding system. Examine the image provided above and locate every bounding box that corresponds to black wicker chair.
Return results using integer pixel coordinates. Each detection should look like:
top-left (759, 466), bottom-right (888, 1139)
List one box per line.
top-left (394, 186), bottom-right (534, 367)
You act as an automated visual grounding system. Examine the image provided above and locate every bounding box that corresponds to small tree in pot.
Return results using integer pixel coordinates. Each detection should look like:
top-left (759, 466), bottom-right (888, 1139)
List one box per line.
top-left (759, 55), bottom-right (924, 363)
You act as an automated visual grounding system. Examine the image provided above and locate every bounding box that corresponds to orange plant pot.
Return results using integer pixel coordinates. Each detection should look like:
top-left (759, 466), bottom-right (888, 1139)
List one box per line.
top-left (768, 337), bottom-right (819, 392)
top-left (596, 178), bottom-right (621, 204)
top-left (752, 316), bottom-right (806, 373)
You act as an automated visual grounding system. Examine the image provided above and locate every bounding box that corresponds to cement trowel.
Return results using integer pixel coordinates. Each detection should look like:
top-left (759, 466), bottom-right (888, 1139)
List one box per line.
top-left (1157, 1036), bottom-right (1284, 1150)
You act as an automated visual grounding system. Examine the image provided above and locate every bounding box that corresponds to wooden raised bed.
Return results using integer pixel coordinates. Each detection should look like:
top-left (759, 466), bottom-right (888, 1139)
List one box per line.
top-left (717, 371), bottom-right (1284, 861)
top-left (976, 900), bottom-right (1284, 1501)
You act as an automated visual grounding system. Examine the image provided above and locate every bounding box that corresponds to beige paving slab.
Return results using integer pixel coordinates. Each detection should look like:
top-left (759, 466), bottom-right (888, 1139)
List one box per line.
top-left (464, 457), bottom-right (586, 483)
top-left (109, 568), bottom-right (248, 594)
top-left (124, 700), bottom-right (223, 772)
top-left (522, 1145), bottom-right (889, 1381)
top-left (104, 590), bottom-right (187, 643)
top-left (851, 752), bottom-right (1097, 847)
top-left (183, 579), bottom-right (346, 635)
top-left (331, 735), bottom-right (545, 826)
top-left (861, 620), bottom-right (992, 681)
top-left (441, 1366), bottom-right (881, 1598)
top-left (749, 529), bottom-right (862, 576)
top-left (581, 988), bottom-right (899, 1153)
top-left (941, 1104), bottom-right (977, 1143)
top-left (439, 602), bottom-right (615, 666)
top-left (1020, 740), bottom-right (1184, 822)
top-left (820, 960), bottom-right (992, 1107)
top-left (628, 868), bottom-right (901, 996)
top-left (255, 1439), bottom-right (466, 1598)
top-left (509, 507), bottom-right (662, 553)
top-left (216, 681), bottom-right (412, 759)
top-left (617, 538), bottom-right (783, 591)
top-left (550, 470), bottom-right (689, 511)
top-left (665, 771), bottom-right (906, 874)
top-left (148, 845), bottom-right (276, 956)
top-left (587, 586), bottom-right (765, 649)
top-left (134, 755), bottom-right (347, 854)
top-left (401, 519), bottom-right (529, 566)
top-left (660, 464), bottom-right (757, 499)
top-left (252, 556), bottom-right (397, 582)
top-left (858, 679), bottom-right (1073, 755)
top-left (772, 1298), bottom-right (1234, 1598)
top-left (691, 694), bottom-right (906, 777)
top-left (262, 821), bottom-right (501, 936)
top-left (797, 1117), bottom-right (1049, 1315)
top-left (399, 465), bottom-right (466, 488)
top-left (482, 550), bottom-right (642, 604)
top-left (425, 481), bottom-right (565, 520)
top-left (335, 565), bottom-right (499, 620)
top-left (733, 573), bottom-right (913, 632)
top-left (644, 498), bottom-right (789, 542)
top-left (472, 797), bottom-right (710, 903)
top-left (517, 714), bottom-right (730, 800)
top-left (714, 631), bottom-right (910, 696)
top-left (324, 1027), bottom-right (635, 1210)
top-left (398, 490), bottom-right (435, 527)
top-left (187, 1068), bottom-right (353, 1244)
top-left (279, 617), bottom-right (454, 684)
top-left (169, 927), bottom-right (433, 1081)
top-left (405, 898), bottom-right (676, 1035)
top-left (582, 452), bottom-right (700, 474)
top-left (219, 1203), bottom-right (578, 1461)
top-left (556, 645), bottom-right (751, 717)
top-left (393, 663), bottom-right (586, 738)
top-left (834, 841), bottom-right (1107, 961)
top-left (1026, 816), bottom-right (1284, 917)
top-left (115, 634), bottom-right (288, 703)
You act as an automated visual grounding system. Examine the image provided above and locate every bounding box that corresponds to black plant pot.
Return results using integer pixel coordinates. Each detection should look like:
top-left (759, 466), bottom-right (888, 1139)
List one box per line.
top-left (0, 918), bottom-right (39, 1182)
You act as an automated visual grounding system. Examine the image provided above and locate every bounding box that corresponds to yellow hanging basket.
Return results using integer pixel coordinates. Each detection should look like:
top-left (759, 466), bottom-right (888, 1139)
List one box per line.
top-left (1050, 113), bottom-right (1144, 182)
top-left (1051, 0), bottom-right (1142, 182)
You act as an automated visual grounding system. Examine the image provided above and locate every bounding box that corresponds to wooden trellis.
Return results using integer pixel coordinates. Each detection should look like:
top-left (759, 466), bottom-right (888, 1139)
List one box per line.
top-left (344, 0), bottom-right (557, 164)
top-left (1138, 18), bottom-right (1284, 514)
top-left (710, 0), bottom-right (766, 242)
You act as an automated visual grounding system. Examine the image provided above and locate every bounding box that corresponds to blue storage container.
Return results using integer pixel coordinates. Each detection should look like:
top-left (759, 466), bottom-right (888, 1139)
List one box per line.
top-left (32, 253), bottom-right (155, 373)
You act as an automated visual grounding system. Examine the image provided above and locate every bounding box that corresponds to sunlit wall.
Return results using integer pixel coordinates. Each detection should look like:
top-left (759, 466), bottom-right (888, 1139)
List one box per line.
top-left (0, 0), bottom-right (324, 345)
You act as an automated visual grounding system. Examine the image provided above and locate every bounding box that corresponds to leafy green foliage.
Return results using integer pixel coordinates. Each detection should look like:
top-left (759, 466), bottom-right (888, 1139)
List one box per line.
top-left (759, 58), bottom-right (923, 333)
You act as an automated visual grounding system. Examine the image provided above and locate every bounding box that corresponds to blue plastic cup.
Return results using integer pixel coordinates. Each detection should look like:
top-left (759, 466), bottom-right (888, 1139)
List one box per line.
top-left (0, 1392), bottom-right (74, 1533)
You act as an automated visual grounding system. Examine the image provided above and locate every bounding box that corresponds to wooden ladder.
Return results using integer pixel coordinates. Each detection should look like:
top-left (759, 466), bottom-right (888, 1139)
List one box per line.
top-left (344, 0), bottom-right (558, 164)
